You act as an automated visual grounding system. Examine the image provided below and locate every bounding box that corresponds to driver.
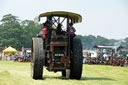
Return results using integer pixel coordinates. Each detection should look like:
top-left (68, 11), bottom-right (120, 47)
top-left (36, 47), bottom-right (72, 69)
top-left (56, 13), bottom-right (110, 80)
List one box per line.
top-left (56, 23), bottom-right (63, 35)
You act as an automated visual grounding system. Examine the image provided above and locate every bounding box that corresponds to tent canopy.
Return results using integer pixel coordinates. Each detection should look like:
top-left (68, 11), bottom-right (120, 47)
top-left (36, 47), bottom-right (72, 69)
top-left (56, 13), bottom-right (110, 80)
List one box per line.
top-left (3, 46), bottom-right (17, 52)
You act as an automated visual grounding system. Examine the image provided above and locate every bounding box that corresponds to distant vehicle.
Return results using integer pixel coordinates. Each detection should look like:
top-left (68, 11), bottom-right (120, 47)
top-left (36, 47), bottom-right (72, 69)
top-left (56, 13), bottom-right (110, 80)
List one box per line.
top-left (31, 11), bottom-right (83, 80)
top-left (24, 50), bottom-right (31, 57)
top-left (83, 50), bottom-right (97, 58)
top-left (24, 49), bottom-right (31, 62)
top-left (94, 45), bottom-right (115, 57)
top-left (88, 50), bottom-right (97, 58)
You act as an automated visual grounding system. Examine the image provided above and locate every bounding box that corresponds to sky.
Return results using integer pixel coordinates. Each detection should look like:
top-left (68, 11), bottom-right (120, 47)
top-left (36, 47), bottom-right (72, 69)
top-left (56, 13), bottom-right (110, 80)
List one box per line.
top-left (0, 0), bottom-right (128, 39)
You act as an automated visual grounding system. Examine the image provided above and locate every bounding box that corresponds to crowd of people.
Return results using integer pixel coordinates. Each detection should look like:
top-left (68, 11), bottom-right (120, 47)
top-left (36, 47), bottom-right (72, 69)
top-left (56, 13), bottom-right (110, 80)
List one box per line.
top-left (0, 50), bottom-right (31, 62)
top-left (83, 53), bottom-right (128, 67)
top-left (0, 53), bottom-right (15, 61)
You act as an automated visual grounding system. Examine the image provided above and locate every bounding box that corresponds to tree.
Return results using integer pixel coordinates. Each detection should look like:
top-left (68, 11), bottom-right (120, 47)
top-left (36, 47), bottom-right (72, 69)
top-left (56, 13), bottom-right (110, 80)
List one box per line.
top-left (1, 14), bottom-right (19, 25)
top-left (76, 35), bottom-right (118, 50)
top-left (0, 14), bottom-right (23, 48)
top-left (21, 20), bottom-right (41, 48)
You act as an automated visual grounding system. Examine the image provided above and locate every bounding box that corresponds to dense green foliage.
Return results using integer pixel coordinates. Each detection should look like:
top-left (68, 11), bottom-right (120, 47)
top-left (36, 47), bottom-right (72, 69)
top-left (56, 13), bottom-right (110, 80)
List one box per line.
top-left (77, 35), bottom-right (128, 50)
top-left (0, 14), bottom-right (127, 49)
top-left (76, 35), bottom-right (119, 50)
top-left (0, 14), bottom-right (41, 49)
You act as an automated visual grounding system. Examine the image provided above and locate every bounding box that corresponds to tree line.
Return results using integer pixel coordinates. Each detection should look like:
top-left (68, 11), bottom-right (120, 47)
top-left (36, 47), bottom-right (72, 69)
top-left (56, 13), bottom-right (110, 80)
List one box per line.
top-left (0, 14), bottom-right (127, 50)
top-left (0, 14), bottom-right (41, 50)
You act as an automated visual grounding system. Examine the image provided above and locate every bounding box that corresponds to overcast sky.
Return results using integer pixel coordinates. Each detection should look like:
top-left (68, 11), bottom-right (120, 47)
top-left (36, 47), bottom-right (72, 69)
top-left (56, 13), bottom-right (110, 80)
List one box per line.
top-left (0, 0), bottom-right (128, 39)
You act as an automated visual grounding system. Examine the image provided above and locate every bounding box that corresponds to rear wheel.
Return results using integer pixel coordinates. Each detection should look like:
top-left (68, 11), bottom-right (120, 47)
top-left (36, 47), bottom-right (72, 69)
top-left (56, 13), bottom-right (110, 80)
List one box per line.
top-left (70, 38), bottom-right (83, 80)
top-left (31, 37), bottom-right (45, 79)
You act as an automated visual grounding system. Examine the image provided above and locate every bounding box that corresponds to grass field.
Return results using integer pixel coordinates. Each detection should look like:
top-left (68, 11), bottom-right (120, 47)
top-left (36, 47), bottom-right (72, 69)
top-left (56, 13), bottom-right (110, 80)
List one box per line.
top-left (0, 61), bottom-right (128, 85)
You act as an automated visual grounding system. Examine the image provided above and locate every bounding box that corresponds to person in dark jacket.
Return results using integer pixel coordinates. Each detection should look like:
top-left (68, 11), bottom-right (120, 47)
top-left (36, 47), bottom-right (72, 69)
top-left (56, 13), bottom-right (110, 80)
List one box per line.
top-left (56, 23), bottom-right (63, 35)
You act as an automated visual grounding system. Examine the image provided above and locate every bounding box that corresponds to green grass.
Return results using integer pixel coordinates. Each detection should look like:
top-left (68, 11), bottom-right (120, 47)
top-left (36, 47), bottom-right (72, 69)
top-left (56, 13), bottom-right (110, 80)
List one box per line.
top-left (0, 61), bottom-right (128, 85)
